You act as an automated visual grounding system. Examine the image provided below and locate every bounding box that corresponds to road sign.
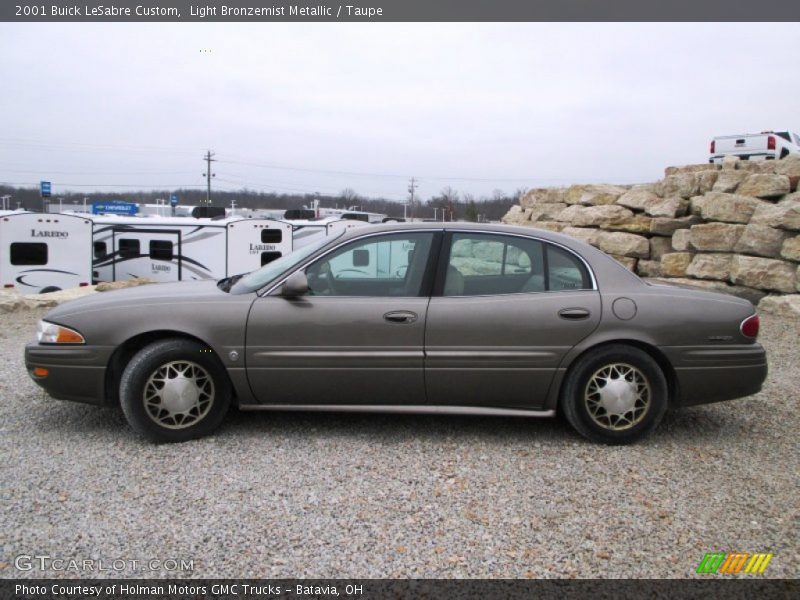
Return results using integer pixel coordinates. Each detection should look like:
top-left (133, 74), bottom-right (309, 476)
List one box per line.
top-left (92, 201), bottom-right (138, 216)
top-left (170, 194), bottom-right (178, 206)
top-left (40, 181), bottom-right (51, 198)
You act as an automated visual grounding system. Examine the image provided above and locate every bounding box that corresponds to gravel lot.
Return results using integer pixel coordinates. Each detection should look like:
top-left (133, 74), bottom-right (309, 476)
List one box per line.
top-left (1, 307), bottom-right (797, 579)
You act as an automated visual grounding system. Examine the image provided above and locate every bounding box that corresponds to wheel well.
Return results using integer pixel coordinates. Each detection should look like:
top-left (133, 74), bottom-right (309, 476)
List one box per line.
top-left (104, 331), bottom-right (234, 406)
top-left (558, 339), bottom-right (679, 408)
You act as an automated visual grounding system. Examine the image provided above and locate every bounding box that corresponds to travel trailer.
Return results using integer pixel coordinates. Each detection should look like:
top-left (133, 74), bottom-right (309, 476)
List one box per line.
top-left (0, 211), bottom-right (93, 293)
top-left (286, 217), bottom-right (370, 249)
top-left (90, 215), bottom-right (293, 283)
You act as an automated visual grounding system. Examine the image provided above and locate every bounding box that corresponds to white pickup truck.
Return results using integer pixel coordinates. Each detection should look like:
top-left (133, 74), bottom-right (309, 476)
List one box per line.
top-left (709, 130), bottom-right (800, 164)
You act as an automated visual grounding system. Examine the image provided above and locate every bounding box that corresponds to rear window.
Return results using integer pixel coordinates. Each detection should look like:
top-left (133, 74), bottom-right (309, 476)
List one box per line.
top-left (261, 251), bottom-right (282, 265)
top-left (261, 229), bottom-right (283, 244)
top-left (118, 238), bottom-right (140, 258)
top-left (776, 131), bottom-right (791, 142)
top-left (10, 242), bottom-right (48, 266)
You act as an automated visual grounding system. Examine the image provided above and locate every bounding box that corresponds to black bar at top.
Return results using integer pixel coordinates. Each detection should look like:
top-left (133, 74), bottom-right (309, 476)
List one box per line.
top-left (1, 0), bottom-right (799, 22)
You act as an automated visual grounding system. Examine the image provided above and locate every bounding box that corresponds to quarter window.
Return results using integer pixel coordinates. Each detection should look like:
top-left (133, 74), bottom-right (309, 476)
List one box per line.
top-left (546, 244), bottom-right (591, 291)
top-left (10, 242), bottom-right (48, 266)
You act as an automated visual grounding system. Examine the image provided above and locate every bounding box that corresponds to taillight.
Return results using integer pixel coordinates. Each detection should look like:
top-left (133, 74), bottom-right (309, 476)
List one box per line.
top-left (767, 136), bottom-right (776, 150)
top-left (740, 314), bottom-right (760, 339)
top-left (710, 140), bottom-right (715, 154)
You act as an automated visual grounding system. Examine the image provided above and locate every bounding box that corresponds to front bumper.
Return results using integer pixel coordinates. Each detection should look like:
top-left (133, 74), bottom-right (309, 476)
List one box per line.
top-left (661, 343), bottom-right (768, 407)
top-left (25, 342), bottom-right (115, 406)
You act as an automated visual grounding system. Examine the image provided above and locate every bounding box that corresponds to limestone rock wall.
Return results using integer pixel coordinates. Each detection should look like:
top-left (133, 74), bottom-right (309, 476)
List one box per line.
top-left (502, 155), bottom-right (800, 308)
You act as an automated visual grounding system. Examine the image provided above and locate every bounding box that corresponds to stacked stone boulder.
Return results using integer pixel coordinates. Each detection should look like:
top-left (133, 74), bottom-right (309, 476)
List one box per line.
top-left (502, 155), bottom-right (800, 311)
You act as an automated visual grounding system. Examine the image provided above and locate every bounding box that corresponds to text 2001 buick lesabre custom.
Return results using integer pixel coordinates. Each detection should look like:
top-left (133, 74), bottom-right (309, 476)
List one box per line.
top-left (25, 222), bottom-right (767, 444)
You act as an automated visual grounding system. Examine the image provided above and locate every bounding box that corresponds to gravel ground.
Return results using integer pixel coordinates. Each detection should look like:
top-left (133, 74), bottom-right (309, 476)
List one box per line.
top-left (1, 308), bottom-right (797, 579)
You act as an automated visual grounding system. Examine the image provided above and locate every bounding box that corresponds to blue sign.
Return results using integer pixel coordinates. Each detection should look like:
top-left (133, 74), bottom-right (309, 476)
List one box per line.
top-left (40, 181), bottom-right (51, 198)
top-left (170, 194), bottom-right (178, 206)
top-left (92, 201), bottom-right (139, 216)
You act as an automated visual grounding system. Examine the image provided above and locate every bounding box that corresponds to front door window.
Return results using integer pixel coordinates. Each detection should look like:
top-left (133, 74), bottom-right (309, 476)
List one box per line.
top-left (306, 232), bottom-right (434, 297)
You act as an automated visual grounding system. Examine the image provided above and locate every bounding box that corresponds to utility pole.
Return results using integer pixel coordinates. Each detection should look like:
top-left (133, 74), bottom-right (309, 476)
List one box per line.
top-left (407, 177), bottom-right (418, 220)
top-left (202, 150), bottom-right (216, 206)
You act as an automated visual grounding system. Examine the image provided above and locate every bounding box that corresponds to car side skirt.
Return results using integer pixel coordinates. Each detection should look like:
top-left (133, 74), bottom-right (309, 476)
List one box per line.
top-left (238, 404), bottom-right (556, 418)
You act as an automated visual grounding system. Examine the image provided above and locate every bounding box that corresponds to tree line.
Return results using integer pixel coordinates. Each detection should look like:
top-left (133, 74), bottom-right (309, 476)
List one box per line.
top-left (0, 184), bottom-right (526, 222)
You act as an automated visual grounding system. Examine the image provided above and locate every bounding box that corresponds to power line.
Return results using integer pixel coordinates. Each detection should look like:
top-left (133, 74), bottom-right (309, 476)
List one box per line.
top-left (0, 138), bottom-right (649, 184)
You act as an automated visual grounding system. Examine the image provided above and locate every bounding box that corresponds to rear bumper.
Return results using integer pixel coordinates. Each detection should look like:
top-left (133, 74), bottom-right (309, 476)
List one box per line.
top-left (25, 343), bottom-right (114, 406)
top-left (661, 343), bottom-right (768, 406)
top-left (710, 153), bottom-right (773, 163)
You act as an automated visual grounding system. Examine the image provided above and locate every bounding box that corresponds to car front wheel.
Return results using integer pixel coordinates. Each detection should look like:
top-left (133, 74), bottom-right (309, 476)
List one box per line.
top-left (119, 339), bottom-right (231, 443)
top-left (560, 344), bottom-right (668, 444)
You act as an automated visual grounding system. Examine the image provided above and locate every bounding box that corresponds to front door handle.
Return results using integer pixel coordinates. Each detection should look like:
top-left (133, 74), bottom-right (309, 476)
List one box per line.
top-left (558, 307), bottom-right (591, 320)
top-left (384, 310), bottom-right (418, 324)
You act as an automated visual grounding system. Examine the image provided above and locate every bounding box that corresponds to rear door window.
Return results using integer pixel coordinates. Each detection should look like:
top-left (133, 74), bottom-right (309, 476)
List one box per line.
top-left (444, 233), bottom-right (544, 296)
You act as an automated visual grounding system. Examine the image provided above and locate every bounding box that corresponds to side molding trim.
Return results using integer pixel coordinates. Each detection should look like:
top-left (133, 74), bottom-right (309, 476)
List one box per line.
top-left (239, 404), bottom-right (556, 418)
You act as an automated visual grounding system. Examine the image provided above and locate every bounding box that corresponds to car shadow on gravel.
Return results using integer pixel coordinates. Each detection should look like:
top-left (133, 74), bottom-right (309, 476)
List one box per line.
top-left (26, 396), bottom-right (756, 447)
top-left (215, 403), bottom-right (753, 446)
top-left (223, 407), bottom-right (574, 443)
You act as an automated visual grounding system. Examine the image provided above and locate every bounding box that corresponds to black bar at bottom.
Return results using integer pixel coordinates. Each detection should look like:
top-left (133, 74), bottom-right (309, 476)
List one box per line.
top-left (2, 579), bottom-right (797, 600)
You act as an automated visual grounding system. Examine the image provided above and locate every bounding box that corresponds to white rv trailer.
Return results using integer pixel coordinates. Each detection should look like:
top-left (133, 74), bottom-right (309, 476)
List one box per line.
top-left (0, 211), bottom-right (93, 293)
top-left (285, 217), bottom-right (371, 249)
top-left (90, 215), bottom-right (293, 283)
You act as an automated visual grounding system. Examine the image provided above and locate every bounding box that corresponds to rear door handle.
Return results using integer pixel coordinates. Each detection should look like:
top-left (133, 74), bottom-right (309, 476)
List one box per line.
top-left (558, 307), bottom-right (591, 320)
top-left (384, 310), bottom-right (418, 324)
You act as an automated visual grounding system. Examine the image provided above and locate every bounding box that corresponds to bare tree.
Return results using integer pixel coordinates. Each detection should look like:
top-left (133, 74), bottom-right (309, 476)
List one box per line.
top-left (339, 188), bottom-right (360, 207)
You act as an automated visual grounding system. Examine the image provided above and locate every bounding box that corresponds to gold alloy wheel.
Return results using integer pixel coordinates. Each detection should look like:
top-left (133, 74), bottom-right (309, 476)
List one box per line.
top-left (143, 360), bottom-right (215, 429)
top-left (584, 362), bottom-right (651, 431)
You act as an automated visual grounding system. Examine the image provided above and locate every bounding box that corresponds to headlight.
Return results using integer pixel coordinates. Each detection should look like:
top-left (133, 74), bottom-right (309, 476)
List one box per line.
top-left (37, 321), bottom-right (85, 344)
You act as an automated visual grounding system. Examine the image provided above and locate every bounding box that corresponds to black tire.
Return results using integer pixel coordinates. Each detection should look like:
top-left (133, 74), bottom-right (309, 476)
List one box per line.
top-left (560, 344), bottom-right (668, 445)
top-left (119, 339), bottom-right (231, 443)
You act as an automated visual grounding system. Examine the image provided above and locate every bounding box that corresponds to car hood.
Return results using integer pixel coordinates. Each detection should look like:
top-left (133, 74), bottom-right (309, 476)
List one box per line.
top-left (43, 280), bottom-right (233, 321)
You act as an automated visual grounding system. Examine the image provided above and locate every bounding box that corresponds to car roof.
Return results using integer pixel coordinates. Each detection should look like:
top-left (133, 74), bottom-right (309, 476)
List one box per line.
top-left (341, 220), bottom-right (571, 242)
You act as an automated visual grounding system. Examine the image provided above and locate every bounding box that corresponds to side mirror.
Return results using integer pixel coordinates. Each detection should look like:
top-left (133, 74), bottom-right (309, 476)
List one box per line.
top-left (281, 271), bottom-right (309, 297)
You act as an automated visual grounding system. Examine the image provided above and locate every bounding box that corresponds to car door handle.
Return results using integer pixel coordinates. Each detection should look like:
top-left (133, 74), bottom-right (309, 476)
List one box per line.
top-left (384, 311), bottom-right (418, 324)
top-left (558, 307), bottom-right (591, 320)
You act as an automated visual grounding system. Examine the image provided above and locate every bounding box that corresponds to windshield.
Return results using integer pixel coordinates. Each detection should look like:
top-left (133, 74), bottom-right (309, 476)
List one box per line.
top-left (228, 232), bottom-right (342, 294)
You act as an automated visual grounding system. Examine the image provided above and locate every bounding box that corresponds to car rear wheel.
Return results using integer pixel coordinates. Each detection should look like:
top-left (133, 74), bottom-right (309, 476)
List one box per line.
top-left (119, 339), bottom-right (231, 443)
top-left (560, 344), bottom-right (667, 444)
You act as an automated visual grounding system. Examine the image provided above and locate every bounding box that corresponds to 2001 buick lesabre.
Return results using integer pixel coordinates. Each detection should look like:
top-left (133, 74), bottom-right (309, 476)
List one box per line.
top-left (25, 222), bottom-right (768, 444)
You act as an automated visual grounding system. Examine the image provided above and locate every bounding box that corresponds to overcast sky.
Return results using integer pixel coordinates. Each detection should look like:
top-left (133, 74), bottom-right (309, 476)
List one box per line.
top-left (1, 23), bottom-right (798, 203)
